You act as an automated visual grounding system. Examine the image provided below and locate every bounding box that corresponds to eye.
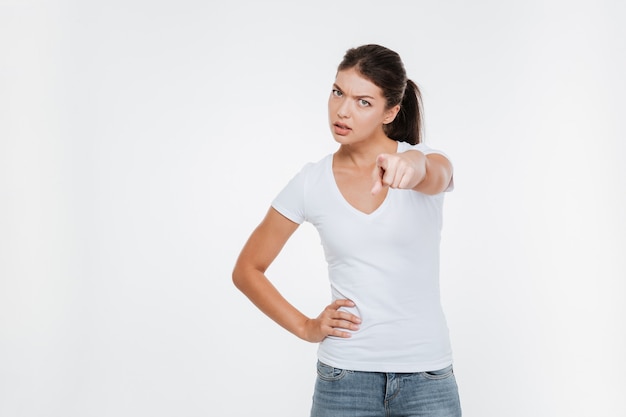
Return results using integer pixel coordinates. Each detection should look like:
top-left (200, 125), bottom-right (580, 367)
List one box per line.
top-left (332, 89), bottom-right (343, 97)
top-left (358, 99), bottom-right (371, 107)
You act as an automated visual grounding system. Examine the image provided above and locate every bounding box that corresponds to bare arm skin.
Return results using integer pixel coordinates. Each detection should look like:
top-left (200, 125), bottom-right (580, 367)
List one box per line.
top-left (232, 207), bottom-right (361, 343)
top-left (371, 150), bottom-right (453, 195)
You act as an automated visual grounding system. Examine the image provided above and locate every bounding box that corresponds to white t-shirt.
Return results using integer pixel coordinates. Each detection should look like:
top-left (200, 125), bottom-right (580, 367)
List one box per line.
top-left (271, 141), bottom-right (453, 372)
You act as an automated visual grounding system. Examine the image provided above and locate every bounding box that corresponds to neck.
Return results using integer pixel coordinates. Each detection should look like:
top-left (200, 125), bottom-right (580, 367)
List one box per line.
top-left (336, 136), bottom-right (398, 168)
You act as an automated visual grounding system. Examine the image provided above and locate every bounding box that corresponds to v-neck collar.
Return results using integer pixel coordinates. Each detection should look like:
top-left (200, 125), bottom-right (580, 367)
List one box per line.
top-left (328, 142), bottom-right (399, 218)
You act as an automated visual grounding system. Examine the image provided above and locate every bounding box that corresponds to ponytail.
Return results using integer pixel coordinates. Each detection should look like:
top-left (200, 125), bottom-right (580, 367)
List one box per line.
top-left (384, 79), bottom-right (423, 145)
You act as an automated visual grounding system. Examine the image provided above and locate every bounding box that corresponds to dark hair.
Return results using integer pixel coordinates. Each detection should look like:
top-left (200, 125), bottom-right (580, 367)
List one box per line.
top-left (337, 44), bottom-right (424, 145)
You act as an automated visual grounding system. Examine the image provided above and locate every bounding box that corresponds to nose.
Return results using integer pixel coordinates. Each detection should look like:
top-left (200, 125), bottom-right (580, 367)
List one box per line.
top-left (337, 99), bottom-right (350, 118)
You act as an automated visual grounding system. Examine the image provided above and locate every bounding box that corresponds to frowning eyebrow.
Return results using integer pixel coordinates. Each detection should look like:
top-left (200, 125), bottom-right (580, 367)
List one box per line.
top-left (332, 83), bottom-right (377, 100)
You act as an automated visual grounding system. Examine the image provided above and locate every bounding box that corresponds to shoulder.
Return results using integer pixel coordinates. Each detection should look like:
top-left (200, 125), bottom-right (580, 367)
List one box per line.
top-left (290, 153), bottom-right (331, 181)
top-left (275, 154), bottom-right (331, 198)
top-left (398, 141), bottom-right (450, 160)
top-left (272, 154), bottom-right (332, 224)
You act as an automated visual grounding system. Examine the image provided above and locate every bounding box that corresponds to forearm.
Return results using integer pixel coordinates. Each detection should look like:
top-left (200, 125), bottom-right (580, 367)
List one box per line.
top-left (401, 150), bottom-right (427, 187)
top-left (402, 150), bottom-right (452, 195)
top-left (233, 267), bottom-right (309, 340)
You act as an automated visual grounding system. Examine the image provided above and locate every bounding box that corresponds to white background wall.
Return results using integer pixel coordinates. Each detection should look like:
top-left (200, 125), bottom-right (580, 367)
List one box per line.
top-left (1, 1), bottom-right (625, 416)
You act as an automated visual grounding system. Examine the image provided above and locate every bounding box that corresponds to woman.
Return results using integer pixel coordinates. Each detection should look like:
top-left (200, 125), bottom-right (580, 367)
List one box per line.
top-left (232, 44), bottom-right (461, 417)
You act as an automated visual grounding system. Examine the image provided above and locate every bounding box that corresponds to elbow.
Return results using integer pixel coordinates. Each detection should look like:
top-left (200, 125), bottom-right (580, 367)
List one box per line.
top-left (232, 260), bottom-right (259, 292)
top-left (232, 264), bottom-right (245, 291)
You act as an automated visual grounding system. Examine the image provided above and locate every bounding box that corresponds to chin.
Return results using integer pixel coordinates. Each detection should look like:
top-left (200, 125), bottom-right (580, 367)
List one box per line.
top-left (330, 132), bottom-right (343, 143)
top-left (333, 135), bottom-right (366, 147)
top-left (332, 136), bottom-right (352, 145)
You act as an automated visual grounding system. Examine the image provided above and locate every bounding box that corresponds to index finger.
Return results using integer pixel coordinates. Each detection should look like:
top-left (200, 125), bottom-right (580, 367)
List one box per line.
top-left (376, 153), bottom-right (389, 169)
top-left (371, 166), bottom-right (385, 195)
top-left (332, 299), bottom-right (355, 309)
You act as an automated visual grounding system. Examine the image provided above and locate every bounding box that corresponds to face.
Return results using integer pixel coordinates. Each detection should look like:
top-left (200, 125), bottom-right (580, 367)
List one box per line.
top-left (328, 68), bottom-right (399, 145)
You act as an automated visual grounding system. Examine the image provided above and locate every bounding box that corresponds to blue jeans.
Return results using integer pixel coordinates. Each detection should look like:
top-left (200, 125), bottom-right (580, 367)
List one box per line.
top-left (310, 361), bottom-right (461, 417)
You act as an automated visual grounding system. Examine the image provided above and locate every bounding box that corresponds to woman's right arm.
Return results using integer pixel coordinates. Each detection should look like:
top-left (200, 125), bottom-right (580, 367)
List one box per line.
top-left (232, 207), bottom-right (361, 342)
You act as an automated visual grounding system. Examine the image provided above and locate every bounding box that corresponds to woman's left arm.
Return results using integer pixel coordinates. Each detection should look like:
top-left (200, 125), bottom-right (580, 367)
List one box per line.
top-left (371, 150), bottom-right (453, 196)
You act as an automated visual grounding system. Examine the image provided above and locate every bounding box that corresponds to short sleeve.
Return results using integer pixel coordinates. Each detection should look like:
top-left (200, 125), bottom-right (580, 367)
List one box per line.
top-left (271, 163), bottom-right (312, 224)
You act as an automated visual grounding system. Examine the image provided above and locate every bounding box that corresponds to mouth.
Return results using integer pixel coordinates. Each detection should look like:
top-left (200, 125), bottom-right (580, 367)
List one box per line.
top-left (333, 122), bottom-right (352, 135)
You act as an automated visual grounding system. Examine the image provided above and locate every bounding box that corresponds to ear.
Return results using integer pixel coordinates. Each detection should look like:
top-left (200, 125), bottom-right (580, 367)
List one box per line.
top-left (383, 104), bottom-right (400, 125)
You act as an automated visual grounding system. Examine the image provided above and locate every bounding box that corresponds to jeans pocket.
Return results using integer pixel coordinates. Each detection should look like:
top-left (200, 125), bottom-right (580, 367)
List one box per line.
top-left (420, 364), bottom-right (454, 380)
top-left (316, 361), bottom-right (348, 381)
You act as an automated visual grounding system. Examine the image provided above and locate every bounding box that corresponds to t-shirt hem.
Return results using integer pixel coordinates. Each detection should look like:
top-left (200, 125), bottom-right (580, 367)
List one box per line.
top-left (316, 353), bottom-right (454, 373)
top-left (271, 202), bottom-right (304, 224)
